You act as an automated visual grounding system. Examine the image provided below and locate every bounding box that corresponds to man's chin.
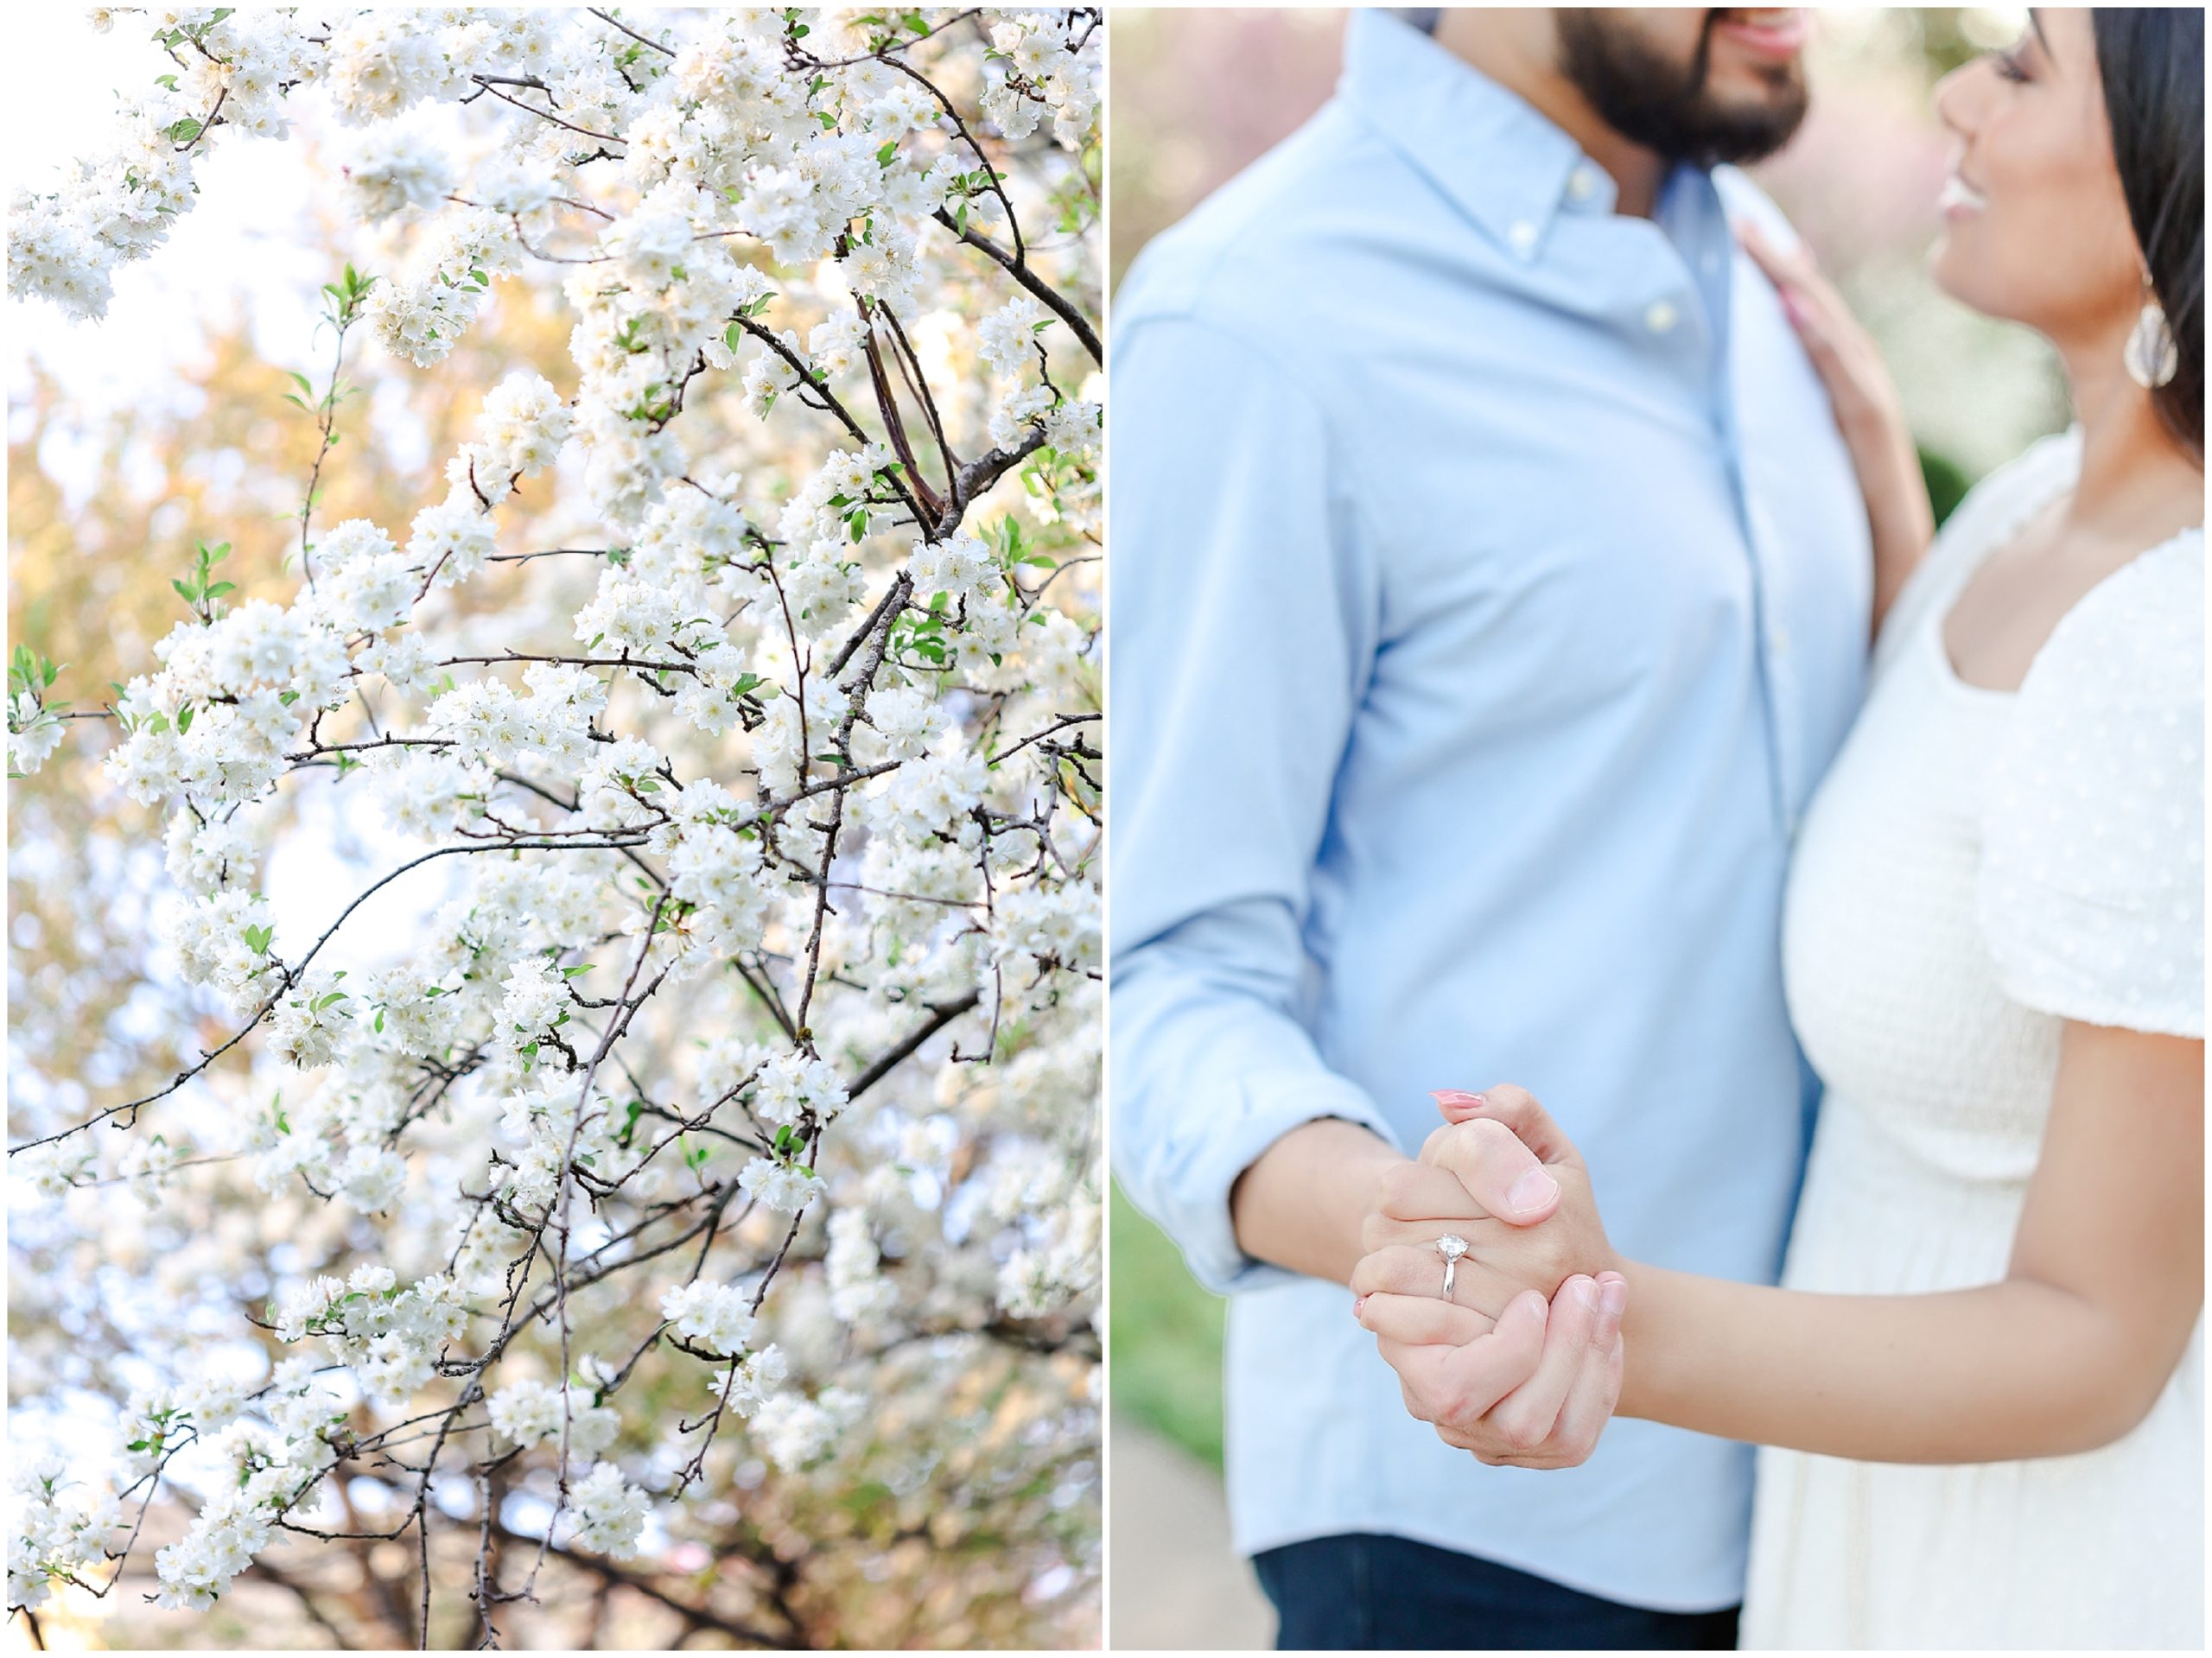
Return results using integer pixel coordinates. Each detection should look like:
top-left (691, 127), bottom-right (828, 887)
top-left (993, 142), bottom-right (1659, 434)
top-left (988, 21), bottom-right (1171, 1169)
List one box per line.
top-left (1559, 12), bottom-right (1811, 169)
top-left (1673, 76), bottom-right (1811, 167)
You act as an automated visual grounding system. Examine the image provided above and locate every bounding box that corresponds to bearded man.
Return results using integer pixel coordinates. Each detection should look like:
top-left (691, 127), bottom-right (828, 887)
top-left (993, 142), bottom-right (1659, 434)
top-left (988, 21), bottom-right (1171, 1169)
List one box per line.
top-left (1112, 9), bottom-right (1862, 1648)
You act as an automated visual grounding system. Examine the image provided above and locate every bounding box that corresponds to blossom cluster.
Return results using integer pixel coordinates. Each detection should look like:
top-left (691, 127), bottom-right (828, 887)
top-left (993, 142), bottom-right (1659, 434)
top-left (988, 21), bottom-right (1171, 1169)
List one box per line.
top-left (10, 6), bottom-right (1101, 1641)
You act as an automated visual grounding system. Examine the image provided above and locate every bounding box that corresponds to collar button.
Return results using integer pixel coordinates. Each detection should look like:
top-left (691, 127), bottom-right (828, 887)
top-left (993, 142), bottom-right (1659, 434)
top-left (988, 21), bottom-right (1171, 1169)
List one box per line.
top-left (1508, 219), bottom-right (1539, 257)
top-left (1644, 300), bottom-right (1679, 334)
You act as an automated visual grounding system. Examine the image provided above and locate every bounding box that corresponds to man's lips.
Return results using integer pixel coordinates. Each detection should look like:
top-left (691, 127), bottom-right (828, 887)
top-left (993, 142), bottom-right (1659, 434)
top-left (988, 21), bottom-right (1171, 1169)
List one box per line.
top-left (1712, 8), bottom-right (1809, 62)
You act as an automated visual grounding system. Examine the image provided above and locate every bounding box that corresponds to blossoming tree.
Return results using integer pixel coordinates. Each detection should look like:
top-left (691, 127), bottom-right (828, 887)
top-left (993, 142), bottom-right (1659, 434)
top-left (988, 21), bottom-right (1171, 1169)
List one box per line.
top-left (7, 7), bottom-right (1100, 1647)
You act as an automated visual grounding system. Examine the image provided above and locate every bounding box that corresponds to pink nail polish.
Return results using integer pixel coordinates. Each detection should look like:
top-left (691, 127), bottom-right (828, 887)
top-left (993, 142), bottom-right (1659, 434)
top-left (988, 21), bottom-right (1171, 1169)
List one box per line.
top-left (1431, 1089), bottom-right (1487, 1106)
top-left (1352, 1293), bottom-right (1368, 1319)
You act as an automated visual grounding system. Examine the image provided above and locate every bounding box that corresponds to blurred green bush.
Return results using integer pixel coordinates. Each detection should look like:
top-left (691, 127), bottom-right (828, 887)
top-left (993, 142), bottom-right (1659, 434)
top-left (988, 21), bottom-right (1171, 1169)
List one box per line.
top-left (1110, 1183), bottom-right (1226, 1469)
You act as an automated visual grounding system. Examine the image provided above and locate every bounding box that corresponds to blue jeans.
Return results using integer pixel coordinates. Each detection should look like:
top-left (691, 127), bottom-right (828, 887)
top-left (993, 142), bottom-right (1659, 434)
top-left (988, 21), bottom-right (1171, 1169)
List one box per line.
top-left (1251, 1534), bottom-right (1740, 1650)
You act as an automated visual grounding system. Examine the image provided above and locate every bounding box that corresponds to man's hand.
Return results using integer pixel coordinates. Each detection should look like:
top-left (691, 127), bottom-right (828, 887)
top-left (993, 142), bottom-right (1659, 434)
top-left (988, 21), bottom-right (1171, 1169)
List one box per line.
top-left (1356, 1272), bottom-right (1628, 1466)
top-left (1350, 1085), bottom-right (1627, 1467)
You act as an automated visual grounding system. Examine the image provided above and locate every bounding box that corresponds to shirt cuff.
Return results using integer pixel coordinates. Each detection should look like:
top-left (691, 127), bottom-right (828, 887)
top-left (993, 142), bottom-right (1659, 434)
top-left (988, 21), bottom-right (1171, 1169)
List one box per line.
top-left (1167, 1070), bottom-right (1401, 1296)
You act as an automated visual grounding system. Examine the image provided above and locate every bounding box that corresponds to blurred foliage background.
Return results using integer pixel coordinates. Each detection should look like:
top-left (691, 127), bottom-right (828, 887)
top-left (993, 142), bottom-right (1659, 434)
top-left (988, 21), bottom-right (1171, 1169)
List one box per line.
top-left (1108, 5), bottom-right (2068, 1477)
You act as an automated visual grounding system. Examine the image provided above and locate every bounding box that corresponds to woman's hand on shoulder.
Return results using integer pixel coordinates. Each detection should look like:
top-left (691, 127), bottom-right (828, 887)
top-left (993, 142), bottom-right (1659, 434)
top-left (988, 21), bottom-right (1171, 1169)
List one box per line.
top-left (1741, 218), bottom-right (1935, 633)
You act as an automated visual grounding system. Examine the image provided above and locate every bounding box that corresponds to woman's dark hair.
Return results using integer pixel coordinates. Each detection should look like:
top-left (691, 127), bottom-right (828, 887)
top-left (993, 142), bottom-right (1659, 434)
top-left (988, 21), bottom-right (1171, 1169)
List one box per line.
top-left (2093, 8), bottom-right (2205, 458)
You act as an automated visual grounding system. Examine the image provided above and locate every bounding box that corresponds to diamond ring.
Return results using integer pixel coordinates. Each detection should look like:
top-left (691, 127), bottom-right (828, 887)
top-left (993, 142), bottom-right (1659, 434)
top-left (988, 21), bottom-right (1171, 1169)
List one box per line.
top-left (1435, 1234), bottom-right (1470, 1299)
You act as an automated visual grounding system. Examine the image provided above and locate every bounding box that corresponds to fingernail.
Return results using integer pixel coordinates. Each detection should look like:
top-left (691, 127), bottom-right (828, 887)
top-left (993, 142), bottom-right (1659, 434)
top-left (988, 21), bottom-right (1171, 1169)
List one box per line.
top-left (1600, 1280), bottom-right (1629, 1316)
top-left (1574, 1278), bottom-right (1600, 1310)
top-left (1352, 1294), bottom-right (1368, 1319)
top-left (1429, 1089), bottom-right (1486, 1106)
top-left (1508, 1168), bottom-right (1559, 1213)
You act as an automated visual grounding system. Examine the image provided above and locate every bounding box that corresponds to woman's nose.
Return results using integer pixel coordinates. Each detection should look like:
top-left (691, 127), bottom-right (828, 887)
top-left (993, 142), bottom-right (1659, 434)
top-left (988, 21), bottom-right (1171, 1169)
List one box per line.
top-left (1933, 60), bottom-right (1979, 141)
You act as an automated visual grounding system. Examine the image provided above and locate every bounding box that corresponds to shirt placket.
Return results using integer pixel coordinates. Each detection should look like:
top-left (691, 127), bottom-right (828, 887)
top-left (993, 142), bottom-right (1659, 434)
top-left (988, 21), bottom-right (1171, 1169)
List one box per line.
top-left (1657, 171), bottom-right (1804, 841)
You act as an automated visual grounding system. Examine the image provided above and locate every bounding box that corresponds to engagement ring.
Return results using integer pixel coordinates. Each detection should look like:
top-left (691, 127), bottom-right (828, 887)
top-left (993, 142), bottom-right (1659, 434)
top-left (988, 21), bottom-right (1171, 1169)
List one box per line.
top-left (1435, 1234), bottom-right (1469, 1299)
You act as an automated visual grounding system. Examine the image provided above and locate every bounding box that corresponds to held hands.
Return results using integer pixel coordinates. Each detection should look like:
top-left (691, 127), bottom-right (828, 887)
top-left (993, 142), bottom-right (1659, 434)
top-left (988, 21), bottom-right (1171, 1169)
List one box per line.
top-left (1351, 1086), bottom-right (1626, 1468)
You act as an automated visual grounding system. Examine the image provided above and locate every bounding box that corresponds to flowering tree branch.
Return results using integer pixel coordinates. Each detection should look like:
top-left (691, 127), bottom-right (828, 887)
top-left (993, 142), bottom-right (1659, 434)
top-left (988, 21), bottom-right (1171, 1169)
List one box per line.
top-left (8, 7), bottom-right (1101, 1647)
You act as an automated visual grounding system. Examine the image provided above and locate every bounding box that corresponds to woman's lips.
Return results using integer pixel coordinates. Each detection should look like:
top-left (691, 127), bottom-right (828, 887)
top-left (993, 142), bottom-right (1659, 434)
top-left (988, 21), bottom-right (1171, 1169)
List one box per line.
top-left (1712, 8), bottom-right (1810, 62)
top-left (1937, 175), bottom-right (1988, 219)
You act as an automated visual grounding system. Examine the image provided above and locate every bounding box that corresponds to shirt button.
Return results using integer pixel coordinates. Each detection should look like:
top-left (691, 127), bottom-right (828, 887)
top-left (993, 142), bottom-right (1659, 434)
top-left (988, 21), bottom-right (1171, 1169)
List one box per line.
top-left (1644, 300), bottom-right (1678, 334)
top-left (1508, 219), bottom-right (1538, 256)
top-left (1567, 166), bottom-right (1599, 201)
top-left (1770, 624), bottom-right (1792, 656)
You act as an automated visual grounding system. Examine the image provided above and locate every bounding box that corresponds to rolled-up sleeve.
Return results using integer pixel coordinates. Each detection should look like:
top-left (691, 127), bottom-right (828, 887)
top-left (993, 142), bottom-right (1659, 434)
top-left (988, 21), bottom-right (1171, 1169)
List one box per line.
top-left (1108, 310), bottom-right (1395, 1293)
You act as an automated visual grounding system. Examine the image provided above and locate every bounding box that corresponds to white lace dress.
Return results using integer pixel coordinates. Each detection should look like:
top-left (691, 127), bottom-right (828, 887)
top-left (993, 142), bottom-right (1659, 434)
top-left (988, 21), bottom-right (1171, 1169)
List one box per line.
top-left (1742, 430), bottom-right (2205, 1649)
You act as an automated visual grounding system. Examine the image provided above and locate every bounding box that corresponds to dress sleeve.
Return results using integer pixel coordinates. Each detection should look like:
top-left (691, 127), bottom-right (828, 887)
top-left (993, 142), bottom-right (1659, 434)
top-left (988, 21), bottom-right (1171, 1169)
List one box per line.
top-left (1976, 540), bottom-right (2205, 1039)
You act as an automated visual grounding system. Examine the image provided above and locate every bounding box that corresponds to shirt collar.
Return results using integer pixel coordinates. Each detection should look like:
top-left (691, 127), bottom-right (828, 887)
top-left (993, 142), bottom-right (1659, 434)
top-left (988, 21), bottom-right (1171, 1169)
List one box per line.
top-left (1338, 9), bottom-right (1617, 261)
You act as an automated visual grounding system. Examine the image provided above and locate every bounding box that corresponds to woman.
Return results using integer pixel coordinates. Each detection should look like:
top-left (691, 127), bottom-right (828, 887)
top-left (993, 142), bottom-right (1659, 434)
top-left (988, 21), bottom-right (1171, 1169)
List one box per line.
top-left (1351, 10), bottom-right (2203, 1648)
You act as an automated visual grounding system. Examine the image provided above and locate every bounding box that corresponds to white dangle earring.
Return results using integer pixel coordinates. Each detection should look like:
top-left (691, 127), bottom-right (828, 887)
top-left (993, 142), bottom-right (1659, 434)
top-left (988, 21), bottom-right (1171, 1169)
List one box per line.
top-left (2124, 270), bottom-right (2180, 390)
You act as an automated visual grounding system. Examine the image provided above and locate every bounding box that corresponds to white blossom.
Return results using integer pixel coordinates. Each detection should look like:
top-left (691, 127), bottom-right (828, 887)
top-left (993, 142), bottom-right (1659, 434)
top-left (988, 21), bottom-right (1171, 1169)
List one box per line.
top-left (343, 124), bottom-right (455, 220)
top-left (659, 1279), bottom-right (757, 1354)
top-left (569, 1462), bottom-right (648, 1558)
top-left (738, 1156), bottom-right (825, 1216)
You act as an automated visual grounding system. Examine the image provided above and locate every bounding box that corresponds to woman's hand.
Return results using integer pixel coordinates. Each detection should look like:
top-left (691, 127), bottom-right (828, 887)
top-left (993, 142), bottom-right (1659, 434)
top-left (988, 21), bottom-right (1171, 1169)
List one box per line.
top-left (1738, 218), bottom-right (1934, 633)
top-left (1354, 1086), bottom-right (1620, 1311)
top-left (1351, 1085), bottom-right (1629, 1466)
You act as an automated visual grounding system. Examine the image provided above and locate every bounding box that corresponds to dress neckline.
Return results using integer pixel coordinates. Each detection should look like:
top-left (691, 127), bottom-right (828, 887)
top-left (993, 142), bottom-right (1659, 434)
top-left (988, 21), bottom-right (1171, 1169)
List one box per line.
top-left (1926, 436), bottom-right (2202, 702)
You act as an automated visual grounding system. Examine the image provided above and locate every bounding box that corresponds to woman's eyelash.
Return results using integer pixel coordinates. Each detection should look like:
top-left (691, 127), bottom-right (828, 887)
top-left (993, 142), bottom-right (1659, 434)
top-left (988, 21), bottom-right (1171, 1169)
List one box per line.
top-left (1994, 49), bottom-right (2031, 83)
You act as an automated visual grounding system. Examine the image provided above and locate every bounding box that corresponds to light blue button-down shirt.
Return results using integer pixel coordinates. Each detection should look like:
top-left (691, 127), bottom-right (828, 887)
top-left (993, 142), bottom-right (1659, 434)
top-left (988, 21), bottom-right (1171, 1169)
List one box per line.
top-left (1109, 11), bottom-right (1872, 1613)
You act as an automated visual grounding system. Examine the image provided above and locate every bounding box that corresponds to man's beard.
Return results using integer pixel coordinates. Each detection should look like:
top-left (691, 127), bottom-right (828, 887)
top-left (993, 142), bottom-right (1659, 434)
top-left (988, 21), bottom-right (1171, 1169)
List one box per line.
top-left (1555, 10), bottom-right (1810, 168)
